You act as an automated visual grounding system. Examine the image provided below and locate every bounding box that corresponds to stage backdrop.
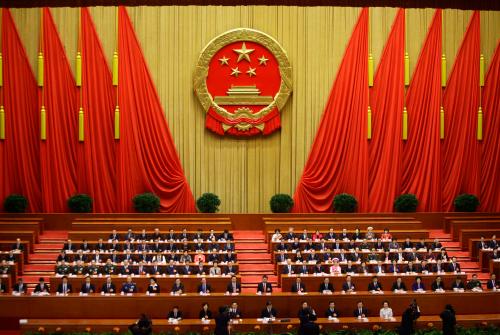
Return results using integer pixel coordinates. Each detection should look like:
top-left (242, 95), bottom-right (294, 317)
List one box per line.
top-left (4, 7), bottom-right (500, 212)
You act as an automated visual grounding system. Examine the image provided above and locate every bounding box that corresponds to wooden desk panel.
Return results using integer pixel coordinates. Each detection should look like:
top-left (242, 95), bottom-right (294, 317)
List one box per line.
top-left (71, 223), bottom-right (232, 231)
top-left (1, 292), bottom-right (499, 319)
top-left (0, 232), bottom-right (36, 247)
top-left (460, 229), bottom-right (500, 249)
top-left (49, 275), bottom-right (238, 294)
top-left (449, 221), bottom-right (500, 240)
top-left (280, 273), bottom-right (466, 292)
top-left (0, 241), bottom-right (30, 261)
top-left (490, 260), bottom-right (500, 277)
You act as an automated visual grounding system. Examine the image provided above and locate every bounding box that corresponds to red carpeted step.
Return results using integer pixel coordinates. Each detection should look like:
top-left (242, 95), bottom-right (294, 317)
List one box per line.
top-left (442, 241), bottom-right (461, 248)
top-left (235, 243), bottom-right (268, 250)
top-left (39, 231), bottom-right (69, 239)
top-left (233, 231), bottom-right (266, 238)
top-left (34, 243), bottom-right (64, 250)
top-left (241, 287), bottom-right (282, 293)
top-left (23, 264), bottom-right (55, 272)
top-left (237, 254), bottom-right (271, 261)
top-left (239, 264), bottom-right (275, 272)
top-left (428, 230), bottom-right (451, 239)
top-left (29, 253), bottom-right (59, 261)
top-left (240, 275), bottom-right (278, 284)
top-left (20, 275), bottom-right (50, 284)
top-left (459, 261), bottom-right (480, 269)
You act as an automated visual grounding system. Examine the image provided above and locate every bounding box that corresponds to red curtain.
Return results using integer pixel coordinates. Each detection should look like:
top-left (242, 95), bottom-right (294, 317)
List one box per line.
top-left (293, 8), bottom-right (369, 213)
top-left (368, 9), bottom-right (405, 212)
top-left (401, 10), bottom-right (442, 212)
top-left (441, 11), bottom-right (480, 211)
top-left (77, 8), bottom-right (116, 212)
top-left (40, 8), bottom-right (78, 212)
top-left (1, 10), bottom-right (42, 212)
top-left (116, 7), bottom-right (195, 212)
top-left (481, 41), bottom-right (500, 211)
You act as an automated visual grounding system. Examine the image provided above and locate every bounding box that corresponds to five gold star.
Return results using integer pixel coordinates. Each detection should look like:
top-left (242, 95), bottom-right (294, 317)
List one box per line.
top-left (219, 56), bottom-right (230, 66)
top-left (233, 42), bottom-right (255, 63)
top-left (230, 67), bottom-right (241, 77)
top-left (246, 67), bottom-right (256, 77)
top-left (258, 55), bottom-right (269, 66)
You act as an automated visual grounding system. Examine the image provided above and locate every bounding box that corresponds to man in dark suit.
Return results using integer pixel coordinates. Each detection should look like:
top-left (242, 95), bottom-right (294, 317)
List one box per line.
top-left (226, 276), bottom-right (241, 294)
top-left (343, 260), bottom-right (357, 274)
top-left (13, 278), bottom-right (26, 294)
top-left (108, 230), bottom-right (120, 241)
top-left (80, 275), bottom-right (96, 294)
top-left (57, 276), bottom-right (73, 294)
top-left (448, 257), bottom-right (461, 273)
top-left (198, 277), bottom-right (212, 294)
top-left (260, 301), bottom-right (277, 318)
top-left (487, 273), bottom-right (499, 290)
top-left (451, 277), bottom-right (465, 290)
top-left (101, 276), bottom-right (116, 294)
top-left (431, 276), bottom-right (446, 291)
top-left (11, 238), bottom-right (24, 251)
top-left (291, 277), bottom-right (306, 293)
top-left (0, 277), bottom-right (6, 293)
top-left (167, 306), bottom-right (183, 320)
top-left (63, 239), bottom-right (74, 252)
top-left (282, 260), bottom-right (295, 275)
top-left (391, 277), bottom-right (407, 291)
top-left (34, 277), bottom-right (50, 294)
top-left (228, 302), bottom-right (242, 319)
top-left (368, 276), bottom-right (383, 292)
top-left (319, 277), bottom-right (334, 293)
top-left (325, 301), bottom-right (340, 318)
top-left (353, 301), bottom-right (368, 317)
top-left (297, 263), bottom-right (309, 275)
top-left (342, 275), bottom-right (356, 292)
top-left (257, 275), bottom-right (273, 294)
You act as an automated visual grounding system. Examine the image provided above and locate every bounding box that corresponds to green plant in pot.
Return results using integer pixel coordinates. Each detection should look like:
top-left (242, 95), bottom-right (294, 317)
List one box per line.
top-left (196, 193), bottom-right (221, 213)
top-left (67, 194), bottom-right (93, 213)
top-left (394, 194), bottom-right (418, 212)
top-left (133, 193), bottom-right (161, 213)
top-left (3, 194), bottom-right (28, 213)
top-left (333, 193), bottom-right (358, 213)
top-left (270, 194), bottom-right (294, 213)
top-left (454, 193), bottom-right (479, 212)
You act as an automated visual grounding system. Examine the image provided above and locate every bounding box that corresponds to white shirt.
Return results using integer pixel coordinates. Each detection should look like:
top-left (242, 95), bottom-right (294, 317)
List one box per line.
top-left (380, 307), bottom-right (393, 319)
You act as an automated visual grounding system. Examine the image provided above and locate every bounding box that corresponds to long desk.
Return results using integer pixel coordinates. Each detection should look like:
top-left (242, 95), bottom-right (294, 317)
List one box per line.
top-left (491, 260), bottom-right (500, 277)
top-left (49, 275), bottom-right (238, 293)
top-left (18, 315), bottom-right (500, 333)
top-left (1, 292), bottom-right (499, 319)
top-left (280, 273), bottom-right (466, 292)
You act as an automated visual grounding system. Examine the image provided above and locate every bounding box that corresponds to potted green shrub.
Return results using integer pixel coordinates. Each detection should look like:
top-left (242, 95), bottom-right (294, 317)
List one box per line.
top-left (333, 193), bottom-right (358, 213)
top-left (67, 194), bottom-right (93, 213)
top-left (3, 194), bottom-right (28, 213)
top-left (454, 193), bottom-right (480, 212)
top-left (196, 193), bottom-right (221, 213)
top-left (133, 193), bottom-right (161, 213)
top-left (394, 194), bottom-right (418, 212)
top-left (270, 194), bottom-right (294, 213)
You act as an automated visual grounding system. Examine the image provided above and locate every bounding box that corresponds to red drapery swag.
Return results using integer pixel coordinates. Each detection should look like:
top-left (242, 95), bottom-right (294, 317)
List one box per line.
top-left (1, 9), bottom-right (42, 212)
top-left (368, 9), bottom-right (405, 212)
top-left (441, 11), bottom-right (480, 211)
top-left (401, 9), bottom-right (442, 211)
top-left (481, 41), bottom-right (500, 211)
top-left (116, 6), bottom-right (195, 212)
top-left (40, 7), bottom-right (78, 212)
top-left (293, 8), bottom-right (369, 213)
top-left (77, 8), bottom-right (116, 212)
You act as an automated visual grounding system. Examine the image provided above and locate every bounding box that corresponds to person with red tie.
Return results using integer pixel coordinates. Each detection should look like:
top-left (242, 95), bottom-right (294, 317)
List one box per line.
top-left (257, 275), bottom-right (273, 294)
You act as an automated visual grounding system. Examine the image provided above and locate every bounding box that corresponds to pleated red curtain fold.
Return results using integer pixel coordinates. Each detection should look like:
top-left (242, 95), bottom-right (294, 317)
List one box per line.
top-left (116, 7), bottom-right (195, 212)
top-left (401, 9), bottom-right (442, 212)
top-left (40, 7), bottom-right (78, 212)
top-left (1, 9), bottom-right (42, 212)
top-left (368, 9), bottom-right (405, 212)
top-left (481, 42), bottom-right (500, 211)
top-left (293, 8), bottom-right (369, 213)
top-left (78, 8), bottom-right (116, 212)
top-left (441, 11), bottom-right (480, 211)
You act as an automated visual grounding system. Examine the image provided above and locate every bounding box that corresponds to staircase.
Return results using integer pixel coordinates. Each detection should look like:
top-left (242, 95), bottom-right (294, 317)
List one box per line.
top-left (233, 231), bottom-right (278, 293)
top-left (21, 231), bottom-right (67, 292)
top-left (428, 229), bottom-right (487, 281)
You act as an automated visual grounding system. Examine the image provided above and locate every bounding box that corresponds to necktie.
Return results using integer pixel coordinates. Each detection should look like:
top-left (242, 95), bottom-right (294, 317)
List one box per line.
top-left (63, 284), bottom-right (66, 293)
top-left (108, 284), bottom-right (110, 291)
top-left (263, 283), bottom-right (266, 291)
top-left (359, 308), bottom-right (362, 315)
top-left (203, 284), bottom-right (206, 292)
top-left (297, 283), bottom-right (300, 291)
top-left (87, 284), bottom-right (90, 291)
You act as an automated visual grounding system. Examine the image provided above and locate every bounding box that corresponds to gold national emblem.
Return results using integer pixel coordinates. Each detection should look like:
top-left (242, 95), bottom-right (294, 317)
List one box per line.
top-left (194, 28), bottom-right (292, 136)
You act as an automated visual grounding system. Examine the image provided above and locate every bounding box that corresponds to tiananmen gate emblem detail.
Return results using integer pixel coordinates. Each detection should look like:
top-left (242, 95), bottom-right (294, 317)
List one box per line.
top-left (194, 29), bottom-right (292, 136)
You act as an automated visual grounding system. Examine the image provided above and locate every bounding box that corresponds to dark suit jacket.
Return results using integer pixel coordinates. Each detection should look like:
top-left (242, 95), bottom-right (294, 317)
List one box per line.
top-left (167, 310), bottom-right (183, 319)
top-left (325, 308), bottom-right (340, 318)
top-left (391, 281), bottom-right (407, 291)
top-left (319, 282), bottom-right (334, 292)
top-left (13, 283), bottom-right (26, 293)
top-left (487, 280), bottom-right (499, 290)
top-left (448, 262), bottom-right (461, 272)
top-left (80, 283), bottom-right (96, 293)
top-left (291, 282), bottom-right (306, 293)
top-left (198, 283), bottom-right (212, 293)
top-left (257, 282), bottom-right (273, 293)
top-left (431, 281), bottom-right (445, 291)
top-left (147, 284), bottom-right (161, 294)
top-left (171, 283), bottom-right (185, 293)
top-left (261, 307), bottom-right (278, 318)
top-left (342, 281), bottom-right (355, 291)
top-left (353, 307), bottom-right (368, 317)
top-left (199, 309), bottom-right (212, 319)
top-left (101, 283), bottom-right (117, 293)
top-left (57, 283), bottom-right (73, 294)
top-left (368, 282), bottom-right (383, 291)
top-left (282, 265), bottom-right (295, 274)
top-left (0, 283), bottom-right (6, 293)
top-left (34, 283), bottom-right (50, 293)
top-left (226, 282), bottom-right (241, 294)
